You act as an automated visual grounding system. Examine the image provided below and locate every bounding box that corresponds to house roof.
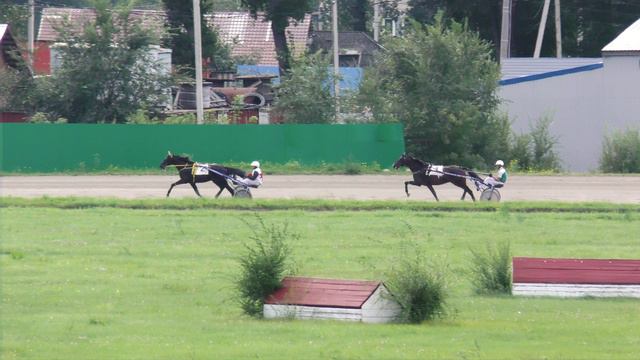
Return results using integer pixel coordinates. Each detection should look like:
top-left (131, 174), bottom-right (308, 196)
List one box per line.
top-left (602, 18), bottom-right (640, 53)
top-left (0, 24), bottom-right (8, 41)
top-left (37, 8), bottom-right (312, 66)
top-left (37, 7), bottom-right (166, 42)
top-left (265, 277), bottom-right (382, 309)
top-left (208, 12), bottom-right (311, 66)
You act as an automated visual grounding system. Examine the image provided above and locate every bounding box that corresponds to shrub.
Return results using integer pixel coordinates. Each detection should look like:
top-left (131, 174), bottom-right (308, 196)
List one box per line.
top-left (385, 245), bottom-right (448, 323)
top-left (236, 215), bottom-right (297, 317)
top-left (600, 128), bottom-right (640, 173)
top-left (509, 115), bottom-right (561, 171)
top-left (468, 241), bottom-right (512, 295)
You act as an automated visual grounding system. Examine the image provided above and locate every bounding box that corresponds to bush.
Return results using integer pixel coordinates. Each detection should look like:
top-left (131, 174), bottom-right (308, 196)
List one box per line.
top-left (235, 215), bottom-right (297, 317)
top-left (384, 245), bottom-right (448, 323)
top-left (509, 115), bottom-right (561, 171)
top-left (600, 128), bottom-right (640, 173)
top-left (468, 241), bottom-right (512, 295)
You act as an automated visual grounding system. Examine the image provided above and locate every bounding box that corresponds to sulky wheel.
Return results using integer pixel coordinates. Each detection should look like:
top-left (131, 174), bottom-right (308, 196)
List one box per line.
top-left (233, 187), bottom-right (252, 199)
top-left (480, 188), bottom-right (501, 202)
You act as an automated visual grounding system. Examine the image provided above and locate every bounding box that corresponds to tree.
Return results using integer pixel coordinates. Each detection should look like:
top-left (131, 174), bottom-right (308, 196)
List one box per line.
top-left (240, 0), bottom-right (316, 74)
top-left (357, 14), bottom-right (509, 166)
top-left (35, 0), bottom-right (172, 123)
top-left (162, 0), bottom-right (233, 75)
top-left (273, 52), bottom-right (335, 123)
top-left (408, 0), bottom-right (640, 58)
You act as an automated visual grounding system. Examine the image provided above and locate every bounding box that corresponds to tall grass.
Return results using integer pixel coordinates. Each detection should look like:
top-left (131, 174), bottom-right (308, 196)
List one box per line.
top-left (384, 244), bottom-right (448, 323)
top-left (600, 128), bottom-right (640, 173)
top-left (469, 241), bottom-right (512, 294)
top-left (235, 215), bottom-right (297, 317)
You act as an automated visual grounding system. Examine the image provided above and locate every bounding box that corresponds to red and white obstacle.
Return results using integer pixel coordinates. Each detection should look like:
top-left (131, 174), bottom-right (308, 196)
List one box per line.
top-left (264, 277), bottom-right (401, 323)
top-left (512, 257), bottom-right (640, 298)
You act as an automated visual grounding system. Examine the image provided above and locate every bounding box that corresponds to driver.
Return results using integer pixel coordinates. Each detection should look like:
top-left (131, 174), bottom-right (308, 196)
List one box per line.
top-left (484, 160), bottom-right (508, 188)
top-left (238, 160), bottom-right (263, 187)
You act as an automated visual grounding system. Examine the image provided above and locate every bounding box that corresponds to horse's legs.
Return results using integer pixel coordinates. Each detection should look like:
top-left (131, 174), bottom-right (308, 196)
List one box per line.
top-left (425, 184), bottom-right (439, 202)
top-left (458, 184), bottom-right (476, 202)
top-left (214, 187), bottom-right (224, 198)
top-left (189, 182), bottom-right (202, 197)
top-left (167, 179), bottom-right (189, 197)
top-left (404, 181), bottom-right (419, 197)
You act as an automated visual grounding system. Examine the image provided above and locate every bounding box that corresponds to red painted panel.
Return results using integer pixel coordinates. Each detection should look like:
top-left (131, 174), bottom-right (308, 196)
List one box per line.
top-left (33, 41), bottom-right (51, 75)
top-left (0, 112), bottom-right (28, 122)
top-left (265, 277), bottom-right (381, 308)
top-left (513, 257), bottom-right (640, 285)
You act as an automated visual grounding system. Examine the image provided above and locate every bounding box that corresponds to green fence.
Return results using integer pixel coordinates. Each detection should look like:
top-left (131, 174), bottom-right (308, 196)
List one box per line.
top-left (0, 123), bottom-right (405, 172)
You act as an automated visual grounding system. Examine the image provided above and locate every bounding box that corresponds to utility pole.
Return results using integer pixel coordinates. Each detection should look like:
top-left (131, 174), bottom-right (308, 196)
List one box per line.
top-left (373, 1), bottom-right (380, 42)
top-left (193, 0), bottom-right (204, 124)
top-left (499, 0), bottom-right (512, 61)
top-left (534, 0), bottom-right (551, 58)
top-left (28, 0), bottom-right (35, 67)
top-left (332, 0), bottom-right (341, 123)
top-left (554, 0), bottom-right (562, 58)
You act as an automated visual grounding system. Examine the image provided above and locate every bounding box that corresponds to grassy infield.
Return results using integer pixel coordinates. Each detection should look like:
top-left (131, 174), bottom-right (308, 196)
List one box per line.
top-left (1, 198), bottom-right (640, 359)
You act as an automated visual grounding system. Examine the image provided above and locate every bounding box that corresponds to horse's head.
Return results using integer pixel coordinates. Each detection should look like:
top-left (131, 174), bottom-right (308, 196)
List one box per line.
top-left (160, 151), bottom-right (190, 169)
top-left (393, 153), bottom-right (411, 169)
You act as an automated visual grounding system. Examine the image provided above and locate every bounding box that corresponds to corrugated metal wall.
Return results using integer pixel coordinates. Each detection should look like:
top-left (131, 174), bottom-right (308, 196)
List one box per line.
top-left (0, 123), bottom-right (405, 172)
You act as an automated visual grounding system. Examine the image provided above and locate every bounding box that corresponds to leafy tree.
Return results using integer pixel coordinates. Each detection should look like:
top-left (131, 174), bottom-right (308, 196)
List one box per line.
top-left (273, 52), bottom-right (335, 123)
top-left (408, 0), bottom-right (640, 58)
top-left (162, 0), bottom-right (234, 74)
top-left (0, 1), bottom-right (30, 41)
top-left (240, 0), bottom-right (316, 74)
top-left (358, 14), bottom-right (508, 167)
top-left (34, 0), bottom-right (172, 123)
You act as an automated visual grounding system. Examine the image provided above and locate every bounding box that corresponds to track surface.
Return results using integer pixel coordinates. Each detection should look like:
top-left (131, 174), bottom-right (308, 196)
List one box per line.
top-left (1, 175), bottom-right (639, 203)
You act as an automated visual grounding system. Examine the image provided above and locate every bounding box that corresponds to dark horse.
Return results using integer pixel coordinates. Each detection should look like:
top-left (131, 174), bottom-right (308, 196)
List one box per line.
top-left (393, 153), bottom-right (482, 202)
top-left (160, 152), bottom-right (246, 198)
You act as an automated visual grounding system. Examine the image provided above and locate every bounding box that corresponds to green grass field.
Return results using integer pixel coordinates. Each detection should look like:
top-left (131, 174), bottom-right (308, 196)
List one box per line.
top-left (2, 200), bottom-right (639, 359)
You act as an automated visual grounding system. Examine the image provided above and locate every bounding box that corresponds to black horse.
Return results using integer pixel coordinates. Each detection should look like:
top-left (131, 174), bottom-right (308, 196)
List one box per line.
top-left (393, 153), bottom-right (482, 202)
top-left (160, 152), bottom-right (246, 198)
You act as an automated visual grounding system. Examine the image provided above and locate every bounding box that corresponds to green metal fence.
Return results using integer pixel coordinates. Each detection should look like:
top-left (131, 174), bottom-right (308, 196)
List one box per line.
top-left (0, 123), bottom-right (405, 172)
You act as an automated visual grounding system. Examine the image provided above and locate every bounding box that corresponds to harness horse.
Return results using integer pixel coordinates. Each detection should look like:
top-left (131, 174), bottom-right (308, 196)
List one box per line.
top-left (160, 152), bottom-right (250, 198)
top-left (393, 153), bottom-right (497, 202)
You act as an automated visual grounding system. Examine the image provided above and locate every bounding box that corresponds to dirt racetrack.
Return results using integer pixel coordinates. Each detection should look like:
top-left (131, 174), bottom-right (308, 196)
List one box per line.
top-left (1, 175), bottom-right (639, 203)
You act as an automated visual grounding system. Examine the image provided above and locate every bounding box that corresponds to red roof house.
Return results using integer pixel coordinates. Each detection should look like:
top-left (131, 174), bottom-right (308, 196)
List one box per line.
top-left (35, 7), bottom-right (165, 74)
top-left (512, 257), bottom-right (640, 298)
top-left (208, 12), bottom-right (311, 67)
top-left (35, 8), bottom-right (312, 74)
top-left (264, 277), bottom-right (401, 323)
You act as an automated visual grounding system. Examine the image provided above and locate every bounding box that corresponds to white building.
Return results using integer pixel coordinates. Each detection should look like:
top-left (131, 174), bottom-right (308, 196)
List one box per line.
top-left (499, 19), bottom-right (640, 172)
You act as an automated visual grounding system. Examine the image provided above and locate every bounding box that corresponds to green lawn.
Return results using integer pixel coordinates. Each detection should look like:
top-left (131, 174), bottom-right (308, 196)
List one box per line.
top-left (1, 202), bottom-right (639, 359)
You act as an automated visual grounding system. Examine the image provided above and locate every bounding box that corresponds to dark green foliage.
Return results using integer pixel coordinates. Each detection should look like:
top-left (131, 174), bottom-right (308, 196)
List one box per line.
top-left (273, 52), bottom-right (335, 123)
top-left (408, 0), bottom-right (640, 58)
top-left (236, 216), bottom-right (296, 317)
top-left (600, 128), bottom-right (640, 173)
top-left (162, 0), bottom-right (234, 74)
top-left (469, 241), bottom-right (512, 295)
top-left (30, 0), bottom-right (172, 123)
top-left (385, 244), bottom-right (448, 323)
top-left (358, 14), bottom-right (508, 167)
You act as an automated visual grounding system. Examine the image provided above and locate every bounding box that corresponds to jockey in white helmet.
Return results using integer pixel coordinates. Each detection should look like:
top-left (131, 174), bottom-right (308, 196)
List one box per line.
top-left (483, 160), bottom-right (508, 188)
top-left (237, 160), bottom-right (263, 187)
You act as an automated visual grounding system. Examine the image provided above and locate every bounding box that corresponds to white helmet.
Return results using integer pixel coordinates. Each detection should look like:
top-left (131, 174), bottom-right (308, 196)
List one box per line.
top-left (495, 160), bottom-right (504, 166)
top-left (251, 160), bottom-right (260, 167)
